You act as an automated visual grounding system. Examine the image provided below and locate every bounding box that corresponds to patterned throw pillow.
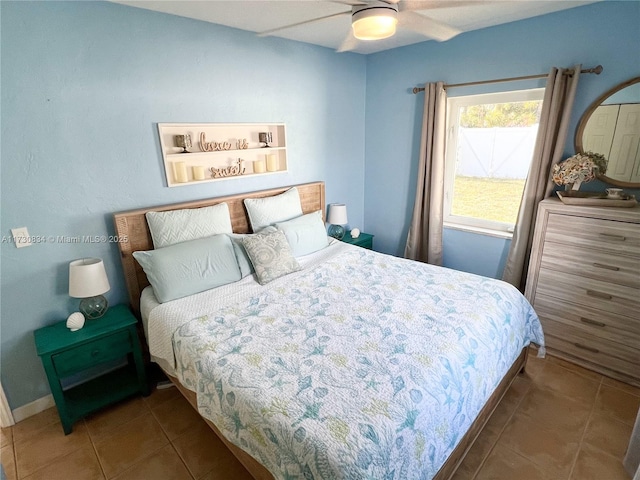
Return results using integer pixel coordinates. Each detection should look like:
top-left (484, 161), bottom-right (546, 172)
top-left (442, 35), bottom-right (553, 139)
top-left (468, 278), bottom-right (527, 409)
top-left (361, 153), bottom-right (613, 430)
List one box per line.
top-left (227, 227), bottom-right (276, 278)
top-left (242, 229), bottom-right (301, 285)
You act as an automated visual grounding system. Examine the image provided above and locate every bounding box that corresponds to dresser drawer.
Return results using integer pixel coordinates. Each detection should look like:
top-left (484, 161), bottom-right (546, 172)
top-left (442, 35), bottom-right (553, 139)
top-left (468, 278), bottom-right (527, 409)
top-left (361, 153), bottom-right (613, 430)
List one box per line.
top-left (534, 294), bottom-right (640, 349)
top-left (540, 243), bottom-right (640, 288)
top-left (536, 269), bottom-right (639, 319)
top-left (53, 330), bottom-right (132, 377)
top-left (544, 320), bottom-right (640, 379)
top-left (545, 213), bottom-right (640, 257)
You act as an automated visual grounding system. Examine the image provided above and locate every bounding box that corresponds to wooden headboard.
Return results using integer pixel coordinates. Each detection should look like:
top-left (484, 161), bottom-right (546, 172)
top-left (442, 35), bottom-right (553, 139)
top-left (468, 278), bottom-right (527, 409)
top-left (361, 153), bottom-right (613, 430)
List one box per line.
top-left (113, 181), bottom-right (325, 317)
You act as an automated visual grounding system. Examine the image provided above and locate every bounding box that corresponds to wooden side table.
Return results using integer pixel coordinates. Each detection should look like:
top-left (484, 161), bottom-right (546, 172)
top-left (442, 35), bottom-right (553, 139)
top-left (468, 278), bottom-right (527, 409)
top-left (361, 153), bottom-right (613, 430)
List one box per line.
top-left (34, 304), bottom-right (148, 434)
top-left (341, 231), bottom-right (374, 250)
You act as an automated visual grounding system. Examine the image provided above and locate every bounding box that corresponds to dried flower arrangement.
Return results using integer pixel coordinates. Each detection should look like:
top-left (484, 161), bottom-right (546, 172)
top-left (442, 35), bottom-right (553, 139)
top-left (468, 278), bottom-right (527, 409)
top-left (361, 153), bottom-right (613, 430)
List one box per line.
top-left (552, 151), bottom-right (608, 190)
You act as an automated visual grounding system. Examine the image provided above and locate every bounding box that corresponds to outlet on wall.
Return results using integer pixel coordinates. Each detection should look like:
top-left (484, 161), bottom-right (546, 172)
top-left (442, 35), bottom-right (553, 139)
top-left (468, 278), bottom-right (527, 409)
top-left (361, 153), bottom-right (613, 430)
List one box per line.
top-left (11, 227), bottom-right (32, 248)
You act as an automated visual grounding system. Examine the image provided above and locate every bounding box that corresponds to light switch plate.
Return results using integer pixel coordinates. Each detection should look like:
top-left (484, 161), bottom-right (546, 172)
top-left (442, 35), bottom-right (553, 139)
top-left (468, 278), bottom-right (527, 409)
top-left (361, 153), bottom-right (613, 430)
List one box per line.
top-left (11, 227), bottom-right (32, 248)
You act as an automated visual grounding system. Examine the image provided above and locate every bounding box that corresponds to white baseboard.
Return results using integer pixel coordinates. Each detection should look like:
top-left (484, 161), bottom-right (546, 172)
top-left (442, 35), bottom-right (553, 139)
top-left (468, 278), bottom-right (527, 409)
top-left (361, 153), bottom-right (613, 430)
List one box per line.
top-left (11, 394), bottom-right (55, 423)
top-left (9, 359), bottom-right (128, 425)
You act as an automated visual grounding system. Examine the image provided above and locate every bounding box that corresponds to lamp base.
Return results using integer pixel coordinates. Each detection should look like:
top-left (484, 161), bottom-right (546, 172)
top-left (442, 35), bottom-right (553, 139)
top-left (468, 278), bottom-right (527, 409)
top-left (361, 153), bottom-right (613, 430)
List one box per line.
top-left (79, 295), bottom-right (109, 320)
top-left (328, 224), bottom-right (345, 240)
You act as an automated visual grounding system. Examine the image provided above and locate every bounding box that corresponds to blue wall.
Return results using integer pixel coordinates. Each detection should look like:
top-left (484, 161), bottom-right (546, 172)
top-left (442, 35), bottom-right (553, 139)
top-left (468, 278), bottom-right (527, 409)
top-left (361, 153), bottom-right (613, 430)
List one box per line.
top-left (2, 0), bottom-right (639, 410)
top-left (364, 1), bottom-right (640, 274)
top-left (0, 1), bottom-right (366, 409)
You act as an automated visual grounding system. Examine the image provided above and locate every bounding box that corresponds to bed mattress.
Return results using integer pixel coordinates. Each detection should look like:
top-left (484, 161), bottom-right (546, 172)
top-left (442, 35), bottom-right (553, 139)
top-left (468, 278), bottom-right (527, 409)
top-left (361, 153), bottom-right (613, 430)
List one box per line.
top-left (144, 242), bottom-right (544, 479)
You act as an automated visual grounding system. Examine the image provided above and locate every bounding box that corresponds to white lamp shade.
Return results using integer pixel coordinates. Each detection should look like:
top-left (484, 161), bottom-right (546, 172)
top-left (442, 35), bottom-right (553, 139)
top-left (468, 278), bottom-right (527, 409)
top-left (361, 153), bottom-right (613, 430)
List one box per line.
top-left (327, 204), bottom-right (348, 225)
top-left (69, 258), bottom-right (110, 298)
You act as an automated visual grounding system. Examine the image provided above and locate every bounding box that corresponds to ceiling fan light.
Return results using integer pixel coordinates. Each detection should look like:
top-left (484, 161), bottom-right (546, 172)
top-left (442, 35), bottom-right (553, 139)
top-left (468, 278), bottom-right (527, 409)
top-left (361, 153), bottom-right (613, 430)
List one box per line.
top-left (352, 7), bottom-right (398, 41)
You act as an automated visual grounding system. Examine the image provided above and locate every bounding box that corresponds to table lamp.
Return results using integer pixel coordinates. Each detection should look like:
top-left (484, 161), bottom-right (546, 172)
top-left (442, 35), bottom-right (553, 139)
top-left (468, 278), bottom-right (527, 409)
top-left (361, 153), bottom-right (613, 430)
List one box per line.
top-left (327, 204), bottom-right (348, 240)
top-left (69, 258), bottom-right (111, 319)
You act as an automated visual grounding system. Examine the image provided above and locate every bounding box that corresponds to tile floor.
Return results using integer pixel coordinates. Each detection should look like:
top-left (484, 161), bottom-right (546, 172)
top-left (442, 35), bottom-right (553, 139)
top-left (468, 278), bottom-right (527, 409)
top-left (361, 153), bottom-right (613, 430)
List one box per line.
top-left (1, 350), bottom-right (638, 480)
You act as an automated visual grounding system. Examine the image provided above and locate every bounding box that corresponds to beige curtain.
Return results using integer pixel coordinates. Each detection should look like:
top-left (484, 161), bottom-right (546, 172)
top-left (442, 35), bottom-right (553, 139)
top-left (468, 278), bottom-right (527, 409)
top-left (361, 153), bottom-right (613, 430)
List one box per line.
top-left (502, 65), bottom-right (582, 290)
top-left (404, 82), bottom-right (447, 265)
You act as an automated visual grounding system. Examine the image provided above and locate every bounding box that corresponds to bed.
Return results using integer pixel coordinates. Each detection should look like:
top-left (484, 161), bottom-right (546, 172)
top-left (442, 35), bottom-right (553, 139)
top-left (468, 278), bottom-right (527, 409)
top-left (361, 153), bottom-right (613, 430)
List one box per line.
top-left (113, 181), bottom-right (544, 480)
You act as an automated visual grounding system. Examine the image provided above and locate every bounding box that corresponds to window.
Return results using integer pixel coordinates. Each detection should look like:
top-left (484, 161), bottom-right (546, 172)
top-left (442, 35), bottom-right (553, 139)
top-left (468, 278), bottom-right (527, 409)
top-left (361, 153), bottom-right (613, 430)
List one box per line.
top-left (444, 88), bottom-right (544, 236)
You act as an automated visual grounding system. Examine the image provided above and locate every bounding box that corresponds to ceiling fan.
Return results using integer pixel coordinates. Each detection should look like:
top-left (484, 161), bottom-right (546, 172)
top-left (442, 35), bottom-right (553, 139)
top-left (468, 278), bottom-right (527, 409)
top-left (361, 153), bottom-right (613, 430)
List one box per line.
top-left (258, 0), bottom-right (467, 52)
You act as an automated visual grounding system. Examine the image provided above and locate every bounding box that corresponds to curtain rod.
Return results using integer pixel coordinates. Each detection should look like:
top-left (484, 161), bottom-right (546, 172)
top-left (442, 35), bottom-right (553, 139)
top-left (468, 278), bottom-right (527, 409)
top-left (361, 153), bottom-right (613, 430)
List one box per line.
top-left (411, 65), bottom-right (603, 94)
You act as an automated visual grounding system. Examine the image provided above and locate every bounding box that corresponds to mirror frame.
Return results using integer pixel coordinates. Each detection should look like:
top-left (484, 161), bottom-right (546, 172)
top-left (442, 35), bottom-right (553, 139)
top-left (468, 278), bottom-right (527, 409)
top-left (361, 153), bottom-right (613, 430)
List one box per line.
top-left (575, 76), bottom-right (640, 188)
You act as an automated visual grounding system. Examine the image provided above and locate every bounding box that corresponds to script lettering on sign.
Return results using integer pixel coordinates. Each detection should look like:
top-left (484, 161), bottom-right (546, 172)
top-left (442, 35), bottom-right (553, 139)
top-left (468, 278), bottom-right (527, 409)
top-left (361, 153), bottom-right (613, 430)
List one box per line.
top-left (210, 159), bottom-right (246, 178)
top-left (200, 132), bottom-right (232, 152)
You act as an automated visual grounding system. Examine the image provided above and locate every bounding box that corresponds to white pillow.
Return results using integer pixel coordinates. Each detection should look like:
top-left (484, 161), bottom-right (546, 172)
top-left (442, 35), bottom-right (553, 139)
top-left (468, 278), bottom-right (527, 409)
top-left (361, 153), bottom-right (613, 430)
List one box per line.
top-left (243, 187), bottom-right (303, 232)
top-left (275, 210), bottom-right (328, 257)
top-left (146, 203), bottom-right (232, 248)
top-left (132, 234), bottom-right (241, 303)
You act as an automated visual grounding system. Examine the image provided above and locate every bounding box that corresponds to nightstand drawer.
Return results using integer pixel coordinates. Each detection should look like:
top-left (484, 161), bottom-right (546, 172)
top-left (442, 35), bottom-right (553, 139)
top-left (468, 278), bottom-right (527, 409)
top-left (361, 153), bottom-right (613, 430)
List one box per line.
top-left (53, 330), bottom-right (132, 377)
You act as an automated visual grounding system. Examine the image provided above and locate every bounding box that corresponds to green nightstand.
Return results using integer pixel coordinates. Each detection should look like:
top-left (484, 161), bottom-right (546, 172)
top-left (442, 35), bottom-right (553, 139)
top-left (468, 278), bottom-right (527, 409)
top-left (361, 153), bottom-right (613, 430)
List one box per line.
top-left (341, 231), bottom-right (374, 250)
top-left (34, 304), bottom-right (148, 434)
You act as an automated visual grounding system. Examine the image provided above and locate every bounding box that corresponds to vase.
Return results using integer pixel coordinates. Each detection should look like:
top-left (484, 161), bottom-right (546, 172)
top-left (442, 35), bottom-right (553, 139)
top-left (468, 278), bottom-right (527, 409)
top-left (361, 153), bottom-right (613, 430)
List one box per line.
top-left (565, 180), bottom-right (582, 191)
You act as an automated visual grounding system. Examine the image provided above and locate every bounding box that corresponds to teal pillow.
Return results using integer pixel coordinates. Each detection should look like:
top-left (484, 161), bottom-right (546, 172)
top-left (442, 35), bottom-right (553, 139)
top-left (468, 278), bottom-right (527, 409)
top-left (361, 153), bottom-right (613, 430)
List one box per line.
top-left (133, 234), bottom-right (241, 303)
top-left (229, 235), bottom-right (254, 278)
top-left (275, 210), bottom-right (328, 257)
top-left (242, 229), bottom-right (301, 285)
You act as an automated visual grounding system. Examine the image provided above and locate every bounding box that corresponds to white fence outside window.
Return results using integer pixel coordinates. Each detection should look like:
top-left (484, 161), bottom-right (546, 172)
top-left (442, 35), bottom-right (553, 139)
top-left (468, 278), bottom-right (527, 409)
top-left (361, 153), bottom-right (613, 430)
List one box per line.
top-left (456, 125), bottom-right (538, 179)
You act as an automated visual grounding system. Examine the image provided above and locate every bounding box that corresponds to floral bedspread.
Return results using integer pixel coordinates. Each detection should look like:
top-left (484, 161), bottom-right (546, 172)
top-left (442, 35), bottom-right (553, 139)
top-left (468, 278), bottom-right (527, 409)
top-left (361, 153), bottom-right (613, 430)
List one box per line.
top-left (172, 245), bottom-right (544, 479)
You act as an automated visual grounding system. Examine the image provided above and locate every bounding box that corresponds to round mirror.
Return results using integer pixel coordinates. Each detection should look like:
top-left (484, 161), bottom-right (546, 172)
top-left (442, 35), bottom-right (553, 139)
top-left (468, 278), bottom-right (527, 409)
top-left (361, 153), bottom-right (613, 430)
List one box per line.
top-left (575, 76), bottom-right (640, 187)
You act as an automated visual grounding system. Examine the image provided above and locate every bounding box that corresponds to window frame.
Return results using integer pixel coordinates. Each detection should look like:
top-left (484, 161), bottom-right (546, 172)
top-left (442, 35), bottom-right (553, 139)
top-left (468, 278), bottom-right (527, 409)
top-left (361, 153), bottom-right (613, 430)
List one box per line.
top-left (443, 88), bottom-right (545, 236)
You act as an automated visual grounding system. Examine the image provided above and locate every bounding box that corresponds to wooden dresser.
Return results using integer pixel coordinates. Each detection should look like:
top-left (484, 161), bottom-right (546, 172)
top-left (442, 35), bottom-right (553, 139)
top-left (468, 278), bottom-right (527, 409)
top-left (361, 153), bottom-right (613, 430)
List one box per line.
top-left (524, 198), bottom-right (640, 387)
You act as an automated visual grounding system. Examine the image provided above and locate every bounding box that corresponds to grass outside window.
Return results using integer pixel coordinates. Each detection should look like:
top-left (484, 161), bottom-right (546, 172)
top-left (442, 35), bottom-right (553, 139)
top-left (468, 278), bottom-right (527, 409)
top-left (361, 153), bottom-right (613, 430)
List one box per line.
top-left (451, 176), bottom-right (526, 225)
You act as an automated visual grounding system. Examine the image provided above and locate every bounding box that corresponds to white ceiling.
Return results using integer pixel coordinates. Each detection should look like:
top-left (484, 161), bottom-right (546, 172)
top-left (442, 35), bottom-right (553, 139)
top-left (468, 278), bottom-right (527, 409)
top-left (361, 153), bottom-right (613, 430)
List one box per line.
top-left (111, 0), bottom-right (598, 54)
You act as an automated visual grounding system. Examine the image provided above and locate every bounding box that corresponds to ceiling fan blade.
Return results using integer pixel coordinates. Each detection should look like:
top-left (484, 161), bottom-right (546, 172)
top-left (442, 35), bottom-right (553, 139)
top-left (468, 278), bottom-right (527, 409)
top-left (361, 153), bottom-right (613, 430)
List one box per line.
top-left (257, 11), bottom-right (350, 37)
top-left (330, 0), bottom-right (367, 5)
top-left (399, 1), bottom-right (484, 11)
top-left (397, 10), bottom-right (461, 41)
top-left (337, 31), bottom-right (360, 53)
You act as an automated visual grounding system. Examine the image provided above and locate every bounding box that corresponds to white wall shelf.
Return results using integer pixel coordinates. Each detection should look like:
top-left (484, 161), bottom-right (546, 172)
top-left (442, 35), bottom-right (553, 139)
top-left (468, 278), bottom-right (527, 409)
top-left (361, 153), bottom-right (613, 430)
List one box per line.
top-left (157, 123), bottom-right (287, 187)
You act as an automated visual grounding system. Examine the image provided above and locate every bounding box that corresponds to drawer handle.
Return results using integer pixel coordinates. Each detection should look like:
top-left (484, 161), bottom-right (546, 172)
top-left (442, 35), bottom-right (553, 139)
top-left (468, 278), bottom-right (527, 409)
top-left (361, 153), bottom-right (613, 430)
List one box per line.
top-left (586, 290), bottom-right (613, 300)
top-left (574, 343), bottom-right (600, 354)
top-left (580, 317), bottom-right (606, 328)
top-left (91, 349), bottom-right (100, 357)
top-left (599, 233), bottom-right (626, 241)
top-left (592, 262), bottom-right (620, 271)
